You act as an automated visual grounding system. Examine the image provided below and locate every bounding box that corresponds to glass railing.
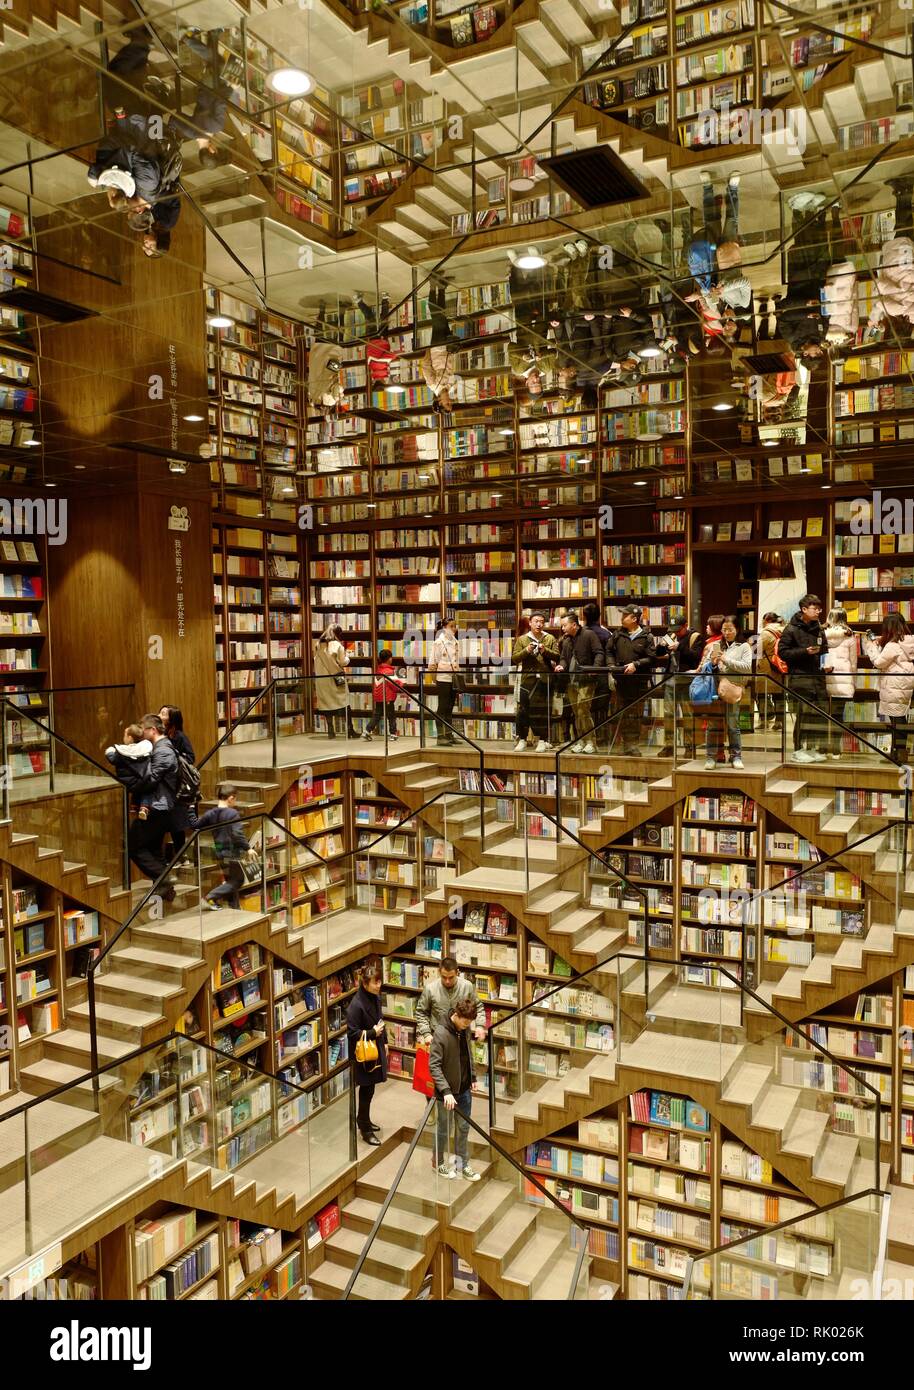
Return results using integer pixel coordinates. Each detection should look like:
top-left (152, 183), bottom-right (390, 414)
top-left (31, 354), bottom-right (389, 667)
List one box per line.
top-left (683, 1189), bottom-right (888, 1301)
top-left (0, 1029), bottom-right (355, 1278)
top-left (740, 821), bottom-right (910, 997)
top-left (643, 955), bottom-right (882, 1195)
top-left (85, 796), bottom-right (465, 1073)
top-left (0, 697), bottom-right (132, 890)
top-left (342, 1097), bottom-right (590, 1300)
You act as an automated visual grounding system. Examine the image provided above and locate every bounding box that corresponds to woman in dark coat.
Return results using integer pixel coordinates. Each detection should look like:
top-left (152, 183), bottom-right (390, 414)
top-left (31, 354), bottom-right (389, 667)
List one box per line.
top-left (347, 960), bottom-right (387, 1145)
top-left (159, 705), bottom-right (195, 854)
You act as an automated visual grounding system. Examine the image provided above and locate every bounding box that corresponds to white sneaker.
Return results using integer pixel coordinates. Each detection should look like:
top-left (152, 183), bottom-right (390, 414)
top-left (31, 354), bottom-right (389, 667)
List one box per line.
top-left (514, 739), bottom-right (528, 752)
top-left (699, 169), bottom-right (712, 184)
top-left (460, 1165), bottom-right (482, 1182)
top-left (437, 1162), bottom-right (458, 1179)
top-left (728, 171), bottom-right (741, 187)
top-left (807, 750), bottom-right (827, 762)
top-left (829, 752), bottom-right (841, 760)
top-left (583, 742), bottom-right (595, 754)
top-left (703, 759), bottom-right (716, 770)
top-left (791, 749), bottom-right (814, 763)
top-left (571, 741), bottom-right (586, 753)
top-left (535, 740), bottom-right (552, 753)
top-left (731, 757), bottom-right (744, 769)
top-left (361, 731), bottom-right (372, 741)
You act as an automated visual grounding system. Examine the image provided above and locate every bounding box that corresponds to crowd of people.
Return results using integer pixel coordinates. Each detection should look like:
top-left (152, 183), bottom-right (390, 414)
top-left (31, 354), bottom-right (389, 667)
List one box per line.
top-left (314, 603), bottom-right (914, 767)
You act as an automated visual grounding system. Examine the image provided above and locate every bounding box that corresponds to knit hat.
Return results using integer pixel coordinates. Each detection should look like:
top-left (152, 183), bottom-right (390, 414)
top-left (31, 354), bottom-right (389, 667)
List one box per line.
top-left (95, 167), bottom-right (136, 198)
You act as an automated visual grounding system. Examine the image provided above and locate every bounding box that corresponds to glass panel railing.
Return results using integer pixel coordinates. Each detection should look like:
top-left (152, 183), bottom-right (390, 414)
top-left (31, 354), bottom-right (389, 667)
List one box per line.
top-left (684, 1190), bottom-right (887, 1301)
top-left (0, 699), bottom-right (130, 890)
top-left (744, 822), bottom-right (909, 997)
top-left (0, 1029), bottom-right (356, 1281)
top-left (39, 685), bottom-right (137, 765)
top-left (476, 797), bottom-right (648, 1126)
top-left (343, 1099), bottom-right (590, 1300)
top-left (647, 958), bottom-right (882, 1197)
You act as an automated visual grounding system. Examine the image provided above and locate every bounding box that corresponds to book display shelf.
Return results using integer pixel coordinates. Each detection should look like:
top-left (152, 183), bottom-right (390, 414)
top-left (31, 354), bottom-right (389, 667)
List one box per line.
top-left (0, 872), bottom-right (105, 1096)
top-left (578, 0), bottom-right (879, 149)
top-left (524, 1085), bottom-right (836, 1299)
top-left (339, 83), bottom-right (445, 228)
top-left (96, 1199), bottom-right (342, 1301)
top-left (370, 0), bottom-right (517, 48)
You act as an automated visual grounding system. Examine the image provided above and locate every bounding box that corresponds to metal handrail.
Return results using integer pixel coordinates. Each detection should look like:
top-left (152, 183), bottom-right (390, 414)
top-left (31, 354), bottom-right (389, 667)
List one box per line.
top-left (682, 1186), bottom-right (886, 1299)
top-left (341, 1096), bottom-right (590, 1300)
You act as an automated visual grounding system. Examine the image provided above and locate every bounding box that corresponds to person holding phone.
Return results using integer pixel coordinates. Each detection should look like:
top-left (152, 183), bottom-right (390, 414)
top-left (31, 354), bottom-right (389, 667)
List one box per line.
top-left (777, 595), bottom-right (832, 763)
top-left (346, 960), bottom-right (387, 1146)
top-left (512, 611), bottom-right (561, 751)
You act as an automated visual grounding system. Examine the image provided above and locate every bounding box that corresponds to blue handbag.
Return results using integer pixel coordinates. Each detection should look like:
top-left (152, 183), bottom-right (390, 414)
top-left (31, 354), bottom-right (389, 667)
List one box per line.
top-left (689, 660), bottom-right (718, 705)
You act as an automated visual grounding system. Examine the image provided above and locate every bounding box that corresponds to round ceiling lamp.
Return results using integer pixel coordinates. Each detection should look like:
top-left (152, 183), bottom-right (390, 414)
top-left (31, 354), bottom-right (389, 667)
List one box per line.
top-left (267, 68), bottom-right (313, 97)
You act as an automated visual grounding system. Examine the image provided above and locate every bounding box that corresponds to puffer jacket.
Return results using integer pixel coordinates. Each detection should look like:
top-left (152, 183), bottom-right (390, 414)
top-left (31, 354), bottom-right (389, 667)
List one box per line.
top-left (718, 639), bottom-right (753, 688)
top-left (823, 260), bottom-right (858, 340)
top-left (868, 238), bottom-right (914, 327)
top-left (863, 633), bottom-right (914, 717)
top-left (824, 626), bottom-right (857, 700)
top-left (756, 621), bottom-right (783, 677)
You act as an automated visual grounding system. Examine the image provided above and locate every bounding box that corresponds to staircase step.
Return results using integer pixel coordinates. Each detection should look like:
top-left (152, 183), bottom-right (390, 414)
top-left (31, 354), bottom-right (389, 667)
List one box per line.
top-left (811, 1132), bottom-right (858, 1190)
top-left (324, 1226), bottom-right (426, 1281)
top-left (69, 999), bottom-right (162, 1039)
top-left (342, 1196), bottom-right (438, 1249)
top-left (95, 971), bottom-right (184, 1002)
top-left (721, 1060), bottom-right (772, 1107)
top-left (501, 1221), bottom-right (568, 1295)
top-left (448, 1179), bottom-right (516, 1239)
top-left (820, 814), bottom-right (858, 835)
top-left (751, 1083), bottom-right (800, 1133)
top-left (476, 1203), bottom-right (539, 1264)
top-left (781, 1107), bottom-right (829, 1160)
top-left (19, 1058), bottom-right (122, 1100)
top-left (309, 1259), bottom-right (409, 1301)
top-left (44, 1028), bottom-right (135, 1064)
top-left (524, 890), bottom-right (578, 917)
top-left (112, 945), bottom-right (203, 980)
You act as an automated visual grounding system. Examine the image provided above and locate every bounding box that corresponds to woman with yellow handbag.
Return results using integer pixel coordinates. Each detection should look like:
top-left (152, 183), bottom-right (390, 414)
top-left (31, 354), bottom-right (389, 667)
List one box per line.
top-left (347, 960), bottom-right (387, 1146)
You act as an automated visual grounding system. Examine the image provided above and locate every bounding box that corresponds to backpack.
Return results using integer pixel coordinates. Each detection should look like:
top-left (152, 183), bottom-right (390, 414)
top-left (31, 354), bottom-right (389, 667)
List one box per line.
top-left (173, 752), bottom-right (201, 806)
top-left (770, 635), bottom-right (789, 675)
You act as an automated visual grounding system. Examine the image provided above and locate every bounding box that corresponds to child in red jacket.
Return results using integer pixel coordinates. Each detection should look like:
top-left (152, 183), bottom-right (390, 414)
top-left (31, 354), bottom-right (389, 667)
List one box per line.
top-left (362, 649), bottom-right (401, 741)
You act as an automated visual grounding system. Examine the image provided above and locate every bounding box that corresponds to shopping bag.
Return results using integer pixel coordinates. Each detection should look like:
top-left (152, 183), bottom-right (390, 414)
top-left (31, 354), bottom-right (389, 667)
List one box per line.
top-left (412, 1044), bottom-right (436, 1097)
top-left (717, 676), bottom-right (744, 705)
top-left (689, 661), bottom-right (718, 706)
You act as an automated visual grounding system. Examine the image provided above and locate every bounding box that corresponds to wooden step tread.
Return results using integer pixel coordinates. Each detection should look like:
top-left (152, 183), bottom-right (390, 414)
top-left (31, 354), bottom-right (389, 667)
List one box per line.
top-left (95, 971), bottom-right (183, 1000)
top-left (310, 1260), bottom-right (409, 1300)
top-left (502, 1225), bottom-right (570, 1291)
top-left (19, 1059), bottom-right (121, 1092)
top-left (70, 999), bottom-right (162, 1027)
top-left (449, 1179), bottom-right (515, 1235)
top-left (781, 1107), bottom-right (829, 1158)
top-left (343, 1196), bottom-right (438, 1241)
top-left (721, 1060), bottom-right (772, 1106)
top-left (812, 1132), bottom-right (858, 1189)
top-left (113, 945), bottom-right (204, 970)
top-left (325, 1227), bottom-right (425, 1274)
top-left (46, 1028), bottom-right (135, 1058)
top-left (752, 1084), bottom-right (800, 1132)
top-left (476, 1204), bottom-right (538, 1260)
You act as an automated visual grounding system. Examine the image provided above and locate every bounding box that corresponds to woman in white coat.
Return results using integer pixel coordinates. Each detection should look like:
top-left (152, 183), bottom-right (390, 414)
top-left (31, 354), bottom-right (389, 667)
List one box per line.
top-left (313, 623), bottom-right (350, 738)
top-left (707, 615), bottom-right (752, 770)
top-left (823, 608), bottom-right (857, 758)
top-left (862, 613), bottom-right (914, 764)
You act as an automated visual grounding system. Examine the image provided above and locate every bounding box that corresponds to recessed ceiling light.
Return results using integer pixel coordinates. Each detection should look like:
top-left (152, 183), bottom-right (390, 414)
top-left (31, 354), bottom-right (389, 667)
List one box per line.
top-left (490, 494), bottom-right (502, 499)
top-left (799, 466), bottom-right (810, 473)
top-left (183, 414), bottom-right (204, 422)
top-left (75, 464), bottom-right (86, 470)
top-left (509, 176), bottom-right (536, 192)
top-left (639, 346), bottom-right (662, 359)
top-left (712, 401), bottom-right (734, 412)
top-left (633, 480), bottom-right (648, 487)
top-left (515, 248), bottom-right (546, 270)
top-left (763, 439), bottom-right (777, 446)
top-left (23, 438), bottom-right (40, 447)
top-left (385, 384), bottom-right (406, 394)
top-left (282, 484), bottom-right (295, 494)
top-left (44, 482), bottom-right (56, 488)
top-left (673, 494), bottom-right (684, 500)
top-left (267, 68), bottom-right (313, 97)
top-left (500, 428), bottom-right (515, 436)
top-left (636, 431), bottom-right (662, 442)
top-left (365, 503), bottom-right (376, 508)
top-left (208, 315), bottom-right (232, 329)
top-left (821, 484), bottom-right (832, 490)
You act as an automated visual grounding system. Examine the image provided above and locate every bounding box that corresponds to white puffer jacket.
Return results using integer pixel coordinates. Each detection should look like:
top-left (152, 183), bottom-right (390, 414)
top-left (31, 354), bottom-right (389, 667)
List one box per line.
top-left (863, 633), bottom-right (914, 718)
top-left (824, 626), bottom-right (857, 700)
top-left (868, 238), bottom-right (914, 326)
top-left (823, 260), bottom-right (857, 340)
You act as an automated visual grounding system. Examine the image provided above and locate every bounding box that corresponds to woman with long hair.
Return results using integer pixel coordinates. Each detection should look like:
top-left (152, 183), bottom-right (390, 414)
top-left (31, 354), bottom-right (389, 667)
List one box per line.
top-left (823, 608), bottom-right (857, 758)
top-left (707, 615), bottom-right (751, 769)
top-left (428, 617), bottom-right (460, 747)
top-left (346, 959), bottom-right (387, 1146)
top-left (312, 623), bottom-right (350, 739)
top-left (863, 613), bottom-right (914, 763)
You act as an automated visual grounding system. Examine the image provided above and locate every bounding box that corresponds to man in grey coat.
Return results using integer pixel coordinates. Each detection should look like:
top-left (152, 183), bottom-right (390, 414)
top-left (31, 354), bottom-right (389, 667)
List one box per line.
top-left (416, 957), bottom-right (486, 1048)
top-left (429, 997), bottom-right (481, 1180)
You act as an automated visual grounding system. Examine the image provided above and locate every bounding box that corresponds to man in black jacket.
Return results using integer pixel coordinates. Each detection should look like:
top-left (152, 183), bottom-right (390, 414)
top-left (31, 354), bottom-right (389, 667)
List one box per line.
top-left (655, 618), bottom-right (703, 758)
top-left (557, 611), bottom-right (605, 753)
top-left (128, 714), bottom-right (180, 895)
top-left (610, 604), bottom-right (657, 756)
top-left (429, 997), bottom-right (481, 1181)
top-left (778, 595), bottom-right (832, 762)
top-left (582, 602), bottom-right (613, 750)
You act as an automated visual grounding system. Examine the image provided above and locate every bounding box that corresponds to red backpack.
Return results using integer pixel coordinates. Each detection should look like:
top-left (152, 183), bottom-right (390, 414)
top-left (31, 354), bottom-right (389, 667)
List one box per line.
top-left (770, 634), bottom-right (788, 674)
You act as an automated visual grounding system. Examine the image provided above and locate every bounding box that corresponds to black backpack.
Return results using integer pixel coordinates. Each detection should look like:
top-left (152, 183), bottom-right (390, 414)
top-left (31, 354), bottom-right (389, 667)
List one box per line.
top-left (173, 752), bottom-right (201, 807)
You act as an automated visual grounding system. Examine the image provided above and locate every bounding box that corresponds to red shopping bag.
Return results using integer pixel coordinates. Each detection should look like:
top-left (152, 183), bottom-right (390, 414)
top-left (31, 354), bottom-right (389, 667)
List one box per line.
top-left (412, 1044), bottom-right (436, 1098)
